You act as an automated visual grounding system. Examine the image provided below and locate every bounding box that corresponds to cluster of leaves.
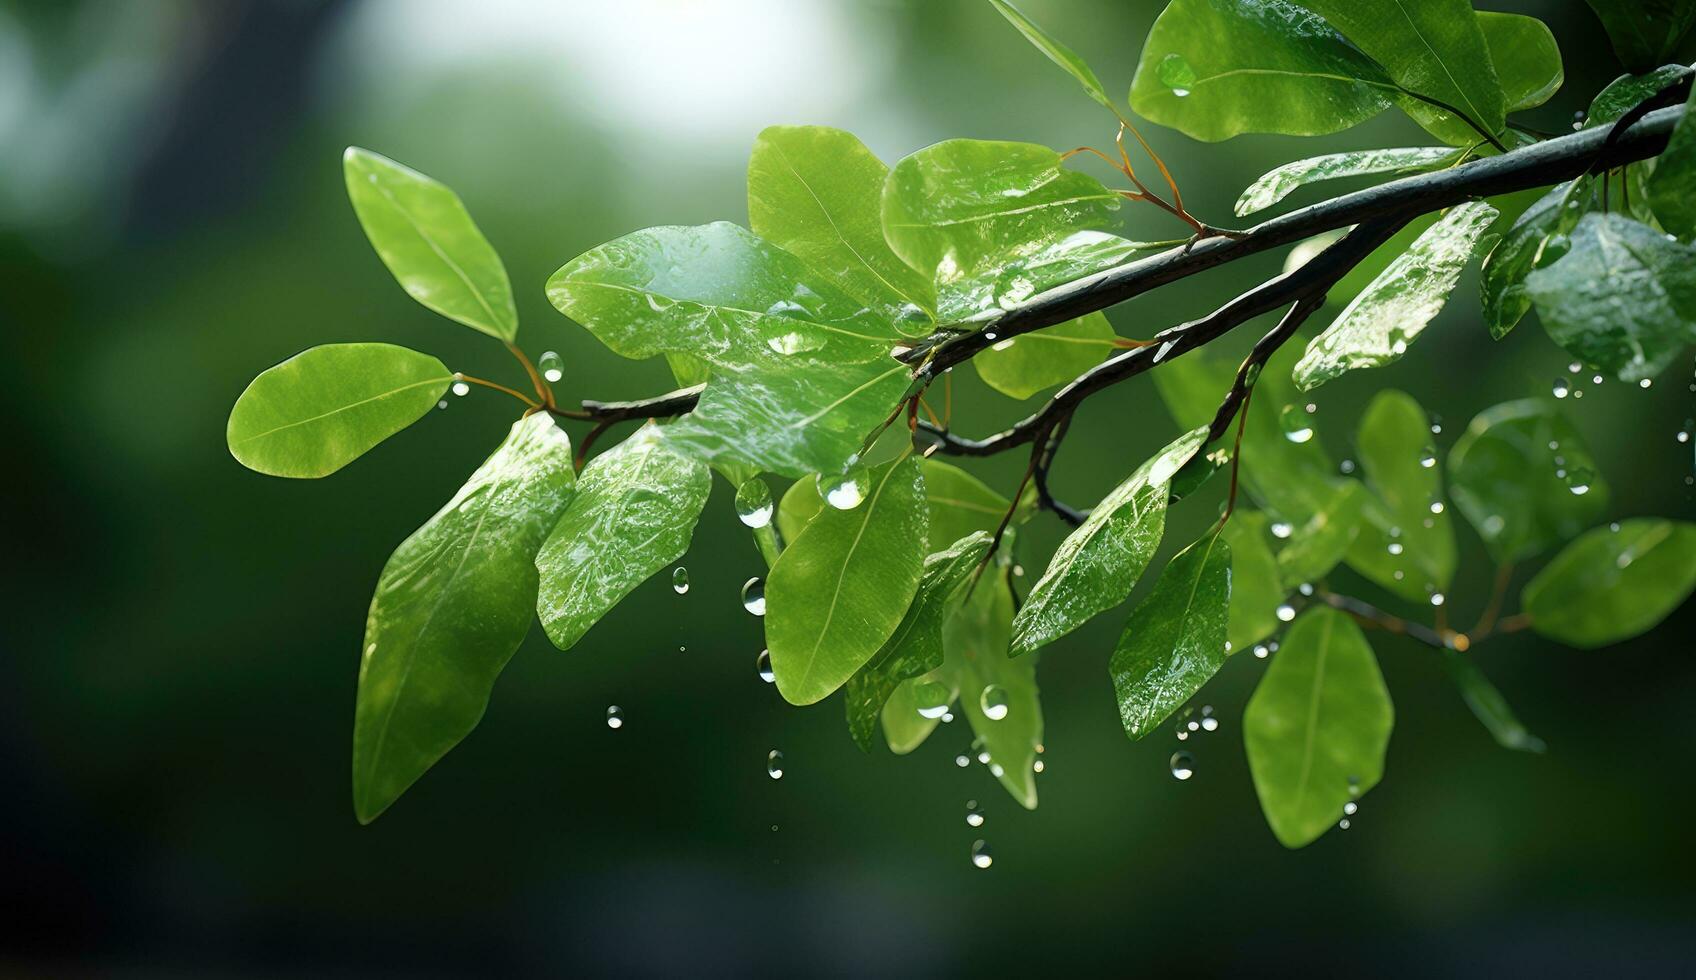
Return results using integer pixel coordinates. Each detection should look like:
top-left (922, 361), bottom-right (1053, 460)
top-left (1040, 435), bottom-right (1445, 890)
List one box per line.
top-left (227, 0), bottom-right (1696, 845)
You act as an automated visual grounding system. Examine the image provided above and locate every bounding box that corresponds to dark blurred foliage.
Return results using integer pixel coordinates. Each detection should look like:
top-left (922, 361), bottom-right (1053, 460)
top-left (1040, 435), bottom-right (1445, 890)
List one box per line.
top-left (2, 0), bottom-right (1694, 975)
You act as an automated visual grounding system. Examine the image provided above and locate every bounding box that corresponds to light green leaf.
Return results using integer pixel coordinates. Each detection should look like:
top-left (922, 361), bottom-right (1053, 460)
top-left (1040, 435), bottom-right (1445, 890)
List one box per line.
top-left (1294, 200), bottom-right (1499, 391)
top-left (775, 475), bottom-right (823, 546)
top-left (948, 569), bottom-right (1041, 808)
top-left (935, 230), bottom-right (1159, 324)
top-left (1646, 85), bottom-right (1696, 239)
top-left (548, 222), bottom-right (910, 478)
top-left (343, 147), bottom-right (517, 342)
top-left (1441, 651), bottom-right (1545, 753)
top-left (1479, 12), bottom-right (1563, 113)
top-left (352, 414), bottom-right (576, 823)
top-left (1447, 399), bottom-right (1609, 564)
top-left (1011, 427), bottom-right (1207, 657)
top-left (989, 0), bottom-right (1115, 112)
top-left (973, 311), bottom-right (1117, 399)
top-left (1110, 527), bottom-right (1232, 739)
top-left (1480, 180), bottom-right (1588, 340)
top-left (227, 343), bottom-right (451, 479)
top-left (1582, 0), bottom-right (1696, 73)
top-left (846, 532), bottom-right (993, 752)
top-left (1523, 519), bottom-right (1696, 648)
top-left (1245, 606), bottom-right (1393, 849)
top-left (1346, 390), bottom-right (1456, 602)
top-left (1235, 146), bottom-right (1459, 218)
top-left (1276, 479), bottom-right (1367, 588)
top-left (1584, 65), bottom-right (1692, 127)
top-left (1129, 0), bottom-right (1396, 142)
top-left (1526, 212), bottom-right (1696, 382)
top-left (1300, 0), bottom-right (1506, 148)
top-left (534, 425), bottom-right (711, 651)
top-left (1223, 512), bottom-right (1284, 652)
top-left (766, 456), bottom-right (929, 705)
top-left (881, 674), bottom-right (950, 755)
top-left (922, 459), bottom-right (1014, 548)
top-left (747, 125), bottom-right (933, 325)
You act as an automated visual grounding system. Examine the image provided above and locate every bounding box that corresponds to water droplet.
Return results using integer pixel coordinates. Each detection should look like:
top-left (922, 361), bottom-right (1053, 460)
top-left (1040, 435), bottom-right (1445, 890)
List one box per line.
top-left (1158, 52), bottom-right (1197, 98)
top-left (1568, 361), bottom-right (1583, 374)
top-left (914, 680), bottom-right (952, 719)
top-left (1552, 377), bottom-right (1570, 398)
top-left (1298, 582), bottom-right (1314, 596)
top-left (955, 752), bottom-right (971, 768)
top-left (893, 303), bottom-right (933, 337)
top-left (1276, 603), bottom-right (1296, 622)
top-left (992, 268), bottom-right (1037, 310)
top-left (765, 331), bottom-right (817, 356)
top-left (734, 477), bottom-right (774, 528)
top-left (817, 469), bottom-right (868, 510)
top-left (1279, 404), bottom-right (1314, 443)
top-left (1677, 428), bottom-right (1691, 444)
top-left (1639, 378), bottom-right (1653, 389)
top-left (941, 712), bottom-right (954, 723)
top-left (1339, 458), bottom-right (1357, 475)
top-left (1169, 751), bottom-right (1195, 780)
top-left (1271, 522), bottom-right (1293, 539)
top-left (1566, 466), bottom-right (1593, 495)
top-left (1429, 501), bottom-right (1445, 514)
top-left (1338, 818), bottom-right (1352, 830)
top-left (1571, 109), bottom-right (1586, 130)
top-left (1419, 446), bottom-right (1437, 468)
top-left (605, 705), bottom-right (624, 729)
top-left (989, 763), bottom-right (1004, 778)
top-left (756, 649), bottom-right (774, 683)
top-left (539, 350), bottom-right (564, 384)
top-left (1032, 759), bottom-right (1045, 773)
top-left (977, 747), bottom-right (992, 765)
top-left (671, 566), bottom-right (690, 594)
top-left (1253, 644), bottom-right (1270, 659)
top-left (436, 400), bottom-right (448, 410)
top-left (971, 840), bottom-right (994, 869)
top-left (451, 381), bottom-right (471, 397)
top-left (1388, 542), bottom-right (1404, 555)
top-left (741, 577), bottom-right (766, 616)
top-left (766, 749), bottom-right (784, 779)
top-left (1592, 374), bottom-right (1605, 385)
top-left (1348, 775), bottom-right (1361, 797)
top-left (979, 685), bottom-right (1010, 721)
top-left (1343, 801), bottom-right (1358, 816)
top-left (1429, 592), bottom-right (1446, 607)
top-left (1200, 705), bottom-right (1219, 732)
top-left (1429, 414), bottom-right (1443, 435)
top-left (966, 800), bottom-right (985, 828)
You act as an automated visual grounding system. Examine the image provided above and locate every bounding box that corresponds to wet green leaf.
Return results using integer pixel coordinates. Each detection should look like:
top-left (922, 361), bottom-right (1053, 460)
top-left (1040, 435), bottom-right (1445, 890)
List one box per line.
top-left (1129, 0), bottom-right (1396, 142)
top-left (1346, 390), bottom-right (1456, 602)
top-left (766, 456), bottom-right (929, 705)
top-left (1584, 65), bottom-right (1691, 127)
top-left (1526, 213), bottom-right (1696, 382)
top-left (1447, 399), bottom-right (1609, 564)
top-left (989, 0), bottom-right (1115, 112)
top-left (881, 674), bottom-right (949, 754)
top-left (1011, 427), bottom-right (1207, 657)
top-left (1276, 480), bottom-right (1367, 588)
top-left (1222, 512), bottom-right (1284, 652)
top-left (845, 532), bottom-right (992, 752)
top-left (1582, 0), bottom-right (1696, 73)
top-left (1110, 527), bottom-right (1232, 739)
top-left (353, 414), bottom-right (576, 823)
top-left (1235, 146), bottom-right (1459, 218)
top-left (1245, 606), bottom-right (1393, 849)
top-left (748, 125), bottom-right (932, 323)
top-left (948, 570), bottom-right (1041, 808)
top-left (1480, 181), bottom-right (1588, 340)
top-left (1523, 519), bottom-right (1696, 648)
top-left (1646, 85), bottom-right (1696, 240)
top-left (534, 426), bottom-right (711, 652)
top-left (1441, 651), bottom-right (1545, 753)
top-left (922, 459), bottom-right (1014, 548)
top-left (343, 148), bottom-right (517, 341)
top-left (548, 222), bottom-right (910, 477)
top-left (934, 231), bottom-right (1158, 324)
top-left (227, 343), bottom-right (451, 479)
top-left (973, 311), bottom-right (1117, 399)
top-left (1294, 200), bottom-right (1499, 391)
top-left (1479, 11), bottom-right (1564, 113)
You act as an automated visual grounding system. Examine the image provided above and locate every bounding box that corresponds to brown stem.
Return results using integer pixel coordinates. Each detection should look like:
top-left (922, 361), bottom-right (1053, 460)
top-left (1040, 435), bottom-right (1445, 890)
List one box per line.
top-left (454, 373), bottom-right (539, 409)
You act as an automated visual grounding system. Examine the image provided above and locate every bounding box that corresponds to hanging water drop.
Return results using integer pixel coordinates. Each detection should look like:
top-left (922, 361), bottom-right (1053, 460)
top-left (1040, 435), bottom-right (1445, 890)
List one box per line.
top-left (979, 685), bottom-right (1010, 721)
top-left (734, 477), bottom-right (774, 528)
top-left (766, 749), bottom-right (784, 780)
top-left (451, 380), bottom-right (471, 397)
top-left (1429, 592), bottom-right (1445, 607)
top-left (1169, 751), bottom-right (1195, 780)
top-left (672, 566), bottom-right (690, 594)
top-left (741, 577), bottom-right (766, 616)
top-left (1552, 377), bottom-right (1570, 399)
top-left (1387, 541), bottom-right (1404, 556)
top-left (966, 800), bottom-right (985, 828)
top-left (1253, 643), bottom-right (1270, 659)
top-left (1279, 404), bottom-right (1314, 443)
top-left (1276, 603), bottom-right (1296, 622)
top-left (971, 840), bottom-right (994, 869)
top-left (1199, 705), bottom-right (1218, 732)
top-left (1271, 522), bottom-right (1293, 539)
top-left (1566, 466), bottom-right (1594, 495)
top-left (817, 469), bottom-right (868, 510)
top-left (605, 705), bottom-right (624, 729)
top-left (914, 680), bottom-right (951, 719)
top-left (538, 350), bottom-right (564, 384)
top-left (756, 648), bottom-right (774, 683)
top-left (1343, 801), bottom-right (1358, 816)
top-left (955, 752), bottom-right (971, 768)
top-left (1418, 446), bottom-right (1437, 468)
top-left (1429, 501), bottom-right (1445, 514)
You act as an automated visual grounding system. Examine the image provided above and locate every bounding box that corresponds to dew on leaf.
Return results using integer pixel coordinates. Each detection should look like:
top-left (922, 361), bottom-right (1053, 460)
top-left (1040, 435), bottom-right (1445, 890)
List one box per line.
top-left (817, 469), bottom-right (868, 510)
top-left (1279, 404), bottom-right (1314, 443)
top-left (914, 680), bottom-right (952, 719)
top-left (1200, 705), bottom-right (1218, 732)
top-left (451, 380), bottom-right (470, 397)
top-left (979, 684), bottom-right (1010, 721)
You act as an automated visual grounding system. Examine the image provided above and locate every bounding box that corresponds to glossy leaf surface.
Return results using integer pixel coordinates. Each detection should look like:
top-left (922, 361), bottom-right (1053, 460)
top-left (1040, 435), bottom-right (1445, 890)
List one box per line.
top-left (1646, 85), bottom-right (1696, 239)
top-left (1479, 11), bottom-right (1564, 112)
top-left (881, 675), bottom-right (949, 755)
top-left (1584, 65), bottom-right (1691, 127)
top-left (1480, 181), bottom-right (1586, 340)
top-left (1235, 146), bottom-right (1458, 217)
top-left (227, 343), bottom-right (451, 479)
top-left (921, 460), bottom-right (1014, 548)
top-left (1346, 390), bottom-right (1456, 602)
top-left (973, 311), bottom-right (1117, 399)
top-left (1110, 528), bottom-right (1231, 740)
top-left (1523, 519), bottom-right (1696, 648)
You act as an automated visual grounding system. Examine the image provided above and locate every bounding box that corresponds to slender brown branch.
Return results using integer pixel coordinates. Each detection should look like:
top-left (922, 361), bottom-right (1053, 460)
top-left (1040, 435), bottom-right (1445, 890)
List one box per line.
top-left (505, 342), bottom-right (553, 407)
top-left (1032, 412), bottom-right (1084, 526)
top-left (1316, 591), bottom-right (1450, 649)
top-left (454, 373), bottom-right (539, 409)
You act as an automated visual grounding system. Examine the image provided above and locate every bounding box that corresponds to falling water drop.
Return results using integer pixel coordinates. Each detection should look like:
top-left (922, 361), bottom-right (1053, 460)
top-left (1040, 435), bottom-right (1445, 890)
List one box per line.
top-left (1552, 377), bottom-right (1570, 399)
top-left (1200, 705), bottom-right (1219, 732)
top-left (971, 840), bottom-right (994, 869)
top-left (1279, 404), bottom-right (1315, 443)
top-left (1169, 751), bottom-right (1195, 780)
top-left (966, 800), bottom-right (985, 828)
top-left (671, 566), bottom-right (690, 594)
top-left (605, 705), bottom-right (624, 729)
top-left (734, 478), bottom-right (775, 528)
top-left (979, 685), bottom-right (1010, 721)
top-left (1419, 446), bottom-right (1437, 469)
top-left (756, 649), bottom-right (774, 683)
top-left (539, 350), bottom-right (564, 384)
top-left (452, 380), bottom-right (471, 397)
top-left (766, 750), bottom-right (785, 780)
top-left (741, 578), bottom-right (767, 616)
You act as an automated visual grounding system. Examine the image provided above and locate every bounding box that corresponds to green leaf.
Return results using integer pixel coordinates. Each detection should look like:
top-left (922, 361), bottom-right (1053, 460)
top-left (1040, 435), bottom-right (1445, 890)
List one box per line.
top-left (845, 532), bottom-right (993, 752)
top-left (922, 459), bottom-right (1014, 548)
top-left (1480, 180), bottom-right (1589, 340)
top-left (1584, 65), bottom-right (1692, 127)
top-left (548, 222), bottom-right (911, 478)
top-left (1523, 519), bottom-right (1696, 648)
top-left (1129, 0), bottom-right (1396, 142)
top-left (533, 425), bottom-right (711, 652)
top-left (766, 456), bottom-right (929, 705)
top-left (1010, 427), bottom-right (1207, 657)
top-left (226, 343), bottom-right (451, 479)
top-left (1275, 479), bottom-right (1367, 588)
top-left (989, 0), bottom-right (1115, 112)
top-left (1582, 0), bottom-right (1696, 73)
top-left (973, 311), bottom-right (1117, 399)
top-left (1300, 0), bottom-right (1506, 148)
top-left (1222, 512), bottom-right (1284, 652)
top-left (747, 125), bottom-right (933, 325)
top-left (935, 230), bottom-right (1159, 324)
top-left (948, 569), bottom-right (1041, 808)
top-left (352, 414), bottom-right (576, 823)
top-left (1526, 212), bottom-right (1696, 382)
top-left (1235, 146), bottom-right (1460, 218)
top-left (1646, 85), bottom-right (1696, 239)
top-left (1441, 651), bottom-right (1546, 753)
top-left (1244, 606), bottom-right (1393, 849)
top-left (343, 148), bottom-right (517, 342)
top-left (881, 674), bottom-right (949, 754)
top-left (1447, 399), bottom-right (1609, 564)
top-left (1294, 200), bottom-right (1499, 391)
top-left (1478, 12), bottom-right (1563, 113)
top-left (1110, 527), bottom-right (1232, 739)
top-left (1345, 390), bottom-right (1456, 602)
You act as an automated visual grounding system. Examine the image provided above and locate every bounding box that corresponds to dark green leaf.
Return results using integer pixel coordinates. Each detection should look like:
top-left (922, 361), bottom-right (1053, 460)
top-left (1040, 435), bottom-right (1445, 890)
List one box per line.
top-left (1646, 84), bottom-right (1696, 239)
top-left (1523, 519), bottom-right (1696, 648)
top-left (343, 148), bottom-right (518, 341)
top-left (989, 0), bottom-right (1115, 112)
top-left (766, 456), bottom-right (929, 705)
top-left (934, 230), bottom-right (1159, 324)
top-left (1222, 512), bottom-right (1284, 652)
top-left (1447, 399), bottom-right (1609, 564)
top-left (1110, 527), bottom-right (1232, 739)
top-left (352, 414), bottom-right (576, 823)
top-left (1480, 180), bottom-right (1588, 340)
top-left (1235, 146), bottom-right (1459, 218)
top-left (534, 425), bottom-right (711, 651)
top-left (1479, 11), bottom-right (1564, 113)
top-left (1441, 651), bottom-right (1546, 753)
top-left (1245, 606), bottom-right (1393, 849)
top-left (1583, 65), bottom-right (1692, 127)
top-left (1129, 0), bottom-right (1396, 142)
top-left (227, 343), bottom-right (451, 479)
top-left (973, 311), bottom-right (1117, 399)
top-left (1011, 427), bottom-right (1207, 657)
top-left (1345, 390), bottom-right (1456, 602)
top-left (1582, 0), bottom-right (1696, 73)
top-left (1526, 212), bottom-right (1696, 382)
top-left (922, 459), bottom-right (1014, 548)
top-left (1294, 200), bottom-right (1499, 391)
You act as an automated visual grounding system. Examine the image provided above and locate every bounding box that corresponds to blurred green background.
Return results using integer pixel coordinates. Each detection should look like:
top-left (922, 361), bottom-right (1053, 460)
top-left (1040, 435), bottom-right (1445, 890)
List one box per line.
top-left (4, 0), bottom-right (1694, 974)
